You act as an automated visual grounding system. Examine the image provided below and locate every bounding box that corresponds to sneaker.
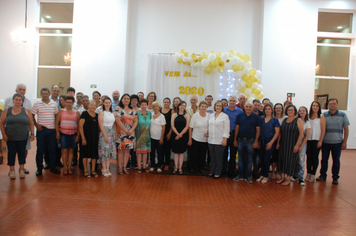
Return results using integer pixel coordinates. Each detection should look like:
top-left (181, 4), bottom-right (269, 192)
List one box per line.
top-left (291, 176), bottom-right (298, 181)
top-left (332, 179), bottom-right (339, 185)
top-left (245, 177), bottom-right (253, 184)
top-left (157, 168), bottom-right (162, 173)
top-left (9, 170), bottom-right (16, 179)
top-left (126, 165), bottom-right (130, 170)
top-left (164, 165), bottom-right (169, 171)
top-left (316, 175), bottom-right (326, 181)
top-left (299, 179), bottom-right (306, 186)
top-left (19, 169), bottom-right (26, 178)
top-left (149, 167), bottom-right (155, 172)
top-left (233, 175), bottom-right (244, 182)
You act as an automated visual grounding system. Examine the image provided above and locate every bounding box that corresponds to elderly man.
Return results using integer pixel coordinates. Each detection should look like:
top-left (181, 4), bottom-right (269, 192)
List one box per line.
top-left (186, 95), bottom-right (199, 117)
top-left (223, 95), bottom-right (243, 177)
top-left (236, 94), bottom-right (246, 112)
top-left (205, 95), bottom-right (214, 114)
top-left (233, 102), bottom-right (260, 183)
top-left (112, 90), bottom-right (120, 110)
top-left (4, 83), bottom-right (32, 174)
top-left (78, 95), bottom-right (89, 115)
top-left (50, 85), bottom-right (60, 108)
top-left (32, 88), bottom-right (60, 176)
top-left (317, 98), bottom-right (350, 185)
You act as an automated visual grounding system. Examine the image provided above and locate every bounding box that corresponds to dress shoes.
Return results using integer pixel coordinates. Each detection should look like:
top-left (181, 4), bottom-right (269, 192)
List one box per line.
top-left (36, 169), bottom-right (42, 176)
top-left (44, 164), bottom-right (50, 170)
top-left (50, 168), bottom-right (61, 174)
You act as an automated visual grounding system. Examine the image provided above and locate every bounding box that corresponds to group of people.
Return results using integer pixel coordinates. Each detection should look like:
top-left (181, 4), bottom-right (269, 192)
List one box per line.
top-left (0, 84), bottom-right (350, 186)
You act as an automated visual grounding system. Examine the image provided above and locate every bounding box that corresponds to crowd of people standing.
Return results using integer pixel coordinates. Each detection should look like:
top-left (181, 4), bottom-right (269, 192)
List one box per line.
top-left (0, 83), bottom-right (350, 186)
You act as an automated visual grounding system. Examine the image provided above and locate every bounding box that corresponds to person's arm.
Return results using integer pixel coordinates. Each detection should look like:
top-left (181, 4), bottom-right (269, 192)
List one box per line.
top-left (171, 113), bottom-right (179, 136)
top-left (130, 114), bottom-right (138, 134)
top-left (55, 110), bottom-right (62, 140)
top-left (25, 108), bottom-right (35, 141)
top-left (160, 125), bottom-right (165, 145)
top-left (188, 127), bottom-right (193, 146)
top-left (32, 104), bottom-right (43, 132)
top-left (75, 112), bottom-right (80, 143)
top-left (179, 115), bottom-right (190, 136)
top-left (252, 126), bottom-right (260, 149)
top-left (79, 118), bottom-right (86, 145)
top-left (299, 128), bottom-right (310, 152)
top-left (0, 108), bottom-right (8, 142)
top-left (294, 119), bottom-right (304, 153)
top-left (233, 124), bottom-right (239, 147)
top-left (266, 127), bottom-right (280, 150)
top-left (115, 112), bottom-right (128, 133)
top-left (98, 111), bottom-right (109, 143)
top-left (342, 126), bottom-right (349, 150)
top-left (318, 115), bottom-right (326, 148)
top-left (222, 115), bottom-right (230, 146)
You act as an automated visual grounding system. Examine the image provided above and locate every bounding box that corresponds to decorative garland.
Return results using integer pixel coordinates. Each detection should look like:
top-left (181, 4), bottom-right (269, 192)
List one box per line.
top-left (175, 49), bottom-right (264, 100)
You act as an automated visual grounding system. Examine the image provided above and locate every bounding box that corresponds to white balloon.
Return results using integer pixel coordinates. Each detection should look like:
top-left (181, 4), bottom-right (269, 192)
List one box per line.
top-left (224, 62), bottom-right (232, 70)
top-left (256, 70), bottom-right (262, 78)
top-left (245, 61), bottom-right (252, 69)
top-left (245, 88), bottom-right (252, 95)
top-left (179, 53), bottom-right (184, 59)
top-left (251, 82), bottom-right (258, 89)
top-left (183, 57), bottom-right (188, 62)
top-left (247, 97), bottom-right (254, 103)
top-left (249, 94), bottom-right (256, 99)
top-left (231, 57), bottom-right (238, 64)
top-left (242, 68), bottom-right (249, 75)
top-left (238, 60), bottom-right (245, 67)
top-left (208, 53), bottom-right (216, 62)
top-left (258, 84), bottom-right (263, 90)
top-left (240, 81), bottom-right (246, 87)
top-left (221, 52), bottom-right (228, 61)
top-left (236, 71), bottom-right (243, 78)
top-left (201, 59), bottom-right (209, 67)
top-left (175, 52), bottom-right (179, 57)
top-left (188, 57), bottom-right (193, 62)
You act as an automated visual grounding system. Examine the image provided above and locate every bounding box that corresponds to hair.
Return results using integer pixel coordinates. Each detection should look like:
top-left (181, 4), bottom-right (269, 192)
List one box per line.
top-left (51, 85), bottom-right (59, 89)
top-left (172, 97), bottom-right (182, 112)
top-left (177, 101), bottom-right (187, 115)
top-left (262, 98), bottom-right (270, 103)
top-left (205, 95), bottom-right (213, 100)
top-left (101, 97), bottom-right (113, 112)
top-left (67, 87), bottom-right (75, 94)
top-left (283, 100), bottom-right (293, 107)
top-left (82, 95), bottom-right (89, 100)
top-left (139, 98), bottom-right (148, 106)
top-left (198, 100), bottom-right (208, 108)
top-left (152, 101), bottom-right (161, 109)
top-left (65, 96), bottom-right (75, 103)
top-left (239, 94), bottom-right (247, 99)
top-left (229, 95), bottom-right (238, 100)
top-left (76, 92), bottom-right (83, 96)
top-left (40, 87), bottom-right (50, 94)
top-left (130, 94), bottom-right (139, 103)
top-left (137, 92), bottom-right (144, 96)
top-left (12, 93), bottom-right (24, 101)
top-left (285, 104), bottom-right (297, 116)
top-left (214, 100), bottom-right (223, 112)
top-left (309, 101), bottom-right (321, 119)
top-left (262, 103), bottom-right (274, 118)
top-left (163, 97), bottom-right (171, 103)
top-left (119, 93), bottom-right (132, 109)
top-left (273, 103), bottom-right (284, 117)
top-left (298, 106), bottom-right (309, 122)
top-left (221, 98), bottom-right (227, 103)
top-left (252, 99), bottom-right (261, 104)
top-left (146, 91), bottom-right (157, 101)
top-left (92, 91), bottom-right (101, 97)
top-left (328, 98), bottom-right (338, 104)
top-left (16, 83), bottom-right (26, 90)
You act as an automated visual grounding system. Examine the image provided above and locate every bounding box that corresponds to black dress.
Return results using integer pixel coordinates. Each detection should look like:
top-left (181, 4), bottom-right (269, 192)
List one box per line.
top-left (171, 114), bottom-right (188, 154)
top-left (81, 111), bottom-right (99, 159)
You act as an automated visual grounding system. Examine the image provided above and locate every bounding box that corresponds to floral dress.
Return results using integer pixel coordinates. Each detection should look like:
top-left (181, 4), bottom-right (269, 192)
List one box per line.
top-left (98, 111), bottom-right (116, 161)
top-left (115, 109), bottom-right (137, 149)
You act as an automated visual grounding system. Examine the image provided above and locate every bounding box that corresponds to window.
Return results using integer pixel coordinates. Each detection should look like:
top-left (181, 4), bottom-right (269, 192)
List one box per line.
top-left (36, 2), bottom-right (74, 97)
top-left (315, 11), bottom-right (355, 110)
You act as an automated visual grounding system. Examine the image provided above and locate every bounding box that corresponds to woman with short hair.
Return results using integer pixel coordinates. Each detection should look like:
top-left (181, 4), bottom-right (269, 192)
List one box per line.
top-left (146, 91), bottom-right (157, 112)
top-left (271, 103), bottom-right (286, 179)
top-left (161, 97), bottom-right (172, 170)
top-left (150, 101), bottom-right (166, 172)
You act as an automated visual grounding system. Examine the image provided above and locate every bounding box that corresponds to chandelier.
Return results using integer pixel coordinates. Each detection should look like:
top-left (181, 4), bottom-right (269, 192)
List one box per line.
top-left (64, 52), bottom-right (72, 65)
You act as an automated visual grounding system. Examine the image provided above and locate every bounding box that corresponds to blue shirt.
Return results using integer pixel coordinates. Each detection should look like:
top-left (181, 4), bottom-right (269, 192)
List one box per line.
top-left (112, 100), bottom-right (119, 110)
top-left (235, 112), bottom-right (260, 138)
top-left (224, 106), bottom-right (243, 131)
top-left (259, 117), bottom-right (280, 142)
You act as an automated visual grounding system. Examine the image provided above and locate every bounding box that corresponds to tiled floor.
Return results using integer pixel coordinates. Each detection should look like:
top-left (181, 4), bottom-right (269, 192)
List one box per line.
top-left (0, 143), bottom-right (355, 236)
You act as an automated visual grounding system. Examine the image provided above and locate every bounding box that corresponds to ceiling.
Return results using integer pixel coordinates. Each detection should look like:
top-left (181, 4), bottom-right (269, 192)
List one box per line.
top-left (40, 3), bottom-right (73, 23)
top-left (318, 12), bottom-right (353, 33)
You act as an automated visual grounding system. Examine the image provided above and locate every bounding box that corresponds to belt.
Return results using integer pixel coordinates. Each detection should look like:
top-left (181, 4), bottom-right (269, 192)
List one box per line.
top-left (239, 137), bottom-right (254, 141)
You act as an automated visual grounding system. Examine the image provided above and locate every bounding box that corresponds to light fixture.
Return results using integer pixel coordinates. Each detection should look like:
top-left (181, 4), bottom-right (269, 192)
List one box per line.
top-left (64, 51), bottom-right (72, 65)
top-left (337, 26), bottom-right (343, 29)
top-left (45, 15), bottom-right (51, 19)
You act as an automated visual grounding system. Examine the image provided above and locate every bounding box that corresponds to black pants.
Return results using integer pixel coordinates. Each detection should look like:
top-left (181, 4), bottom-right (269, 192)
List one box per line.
top-left (162, 136), bottom-right (171, 166)
top-left (252, 148), bottom-right (261, 178)
top-left (150, 139), bottom-right (163, 167)
top-left (223, 130), bottom-right (237, 175)
top-left (129, 149), bottom-right (137, 167)
top-left (191, 139), bottom-right (208, 171)
top-left (306, 140), bottom-right (321, 175)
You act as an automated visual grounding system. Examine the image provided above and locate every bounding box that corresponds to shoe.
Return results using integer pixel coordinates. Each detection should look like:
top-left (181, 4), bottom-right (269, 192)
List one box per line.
top-left (118, 168), bottom-right (123, 175)
top-left (173, 168), bottom-right (177, 174)
top-left (305, 173), bottom-right (310, 182)
top-left (308, 175), bottom-right (315, 182)
top-left (332, 179), bottom-right (339, 185)
top-left (24, 168), bottom-right (30, 174)
top-left (256, 176), bottom-right (263, 182)
top-left (19, 169), bottom-right (26, 178)
top-left (233, 175), bottom-right (244, 182)
top-left (164, 165), bottom-right (169, 171)
top-left (44, 164), bottom-right (50, 170)
top-left (291, 176), bottom-right (298, 182)
top-left (50, 168), bottom-right (61, 174)
top-left (213, 176), bottom-right (220, 179)
top-left (261, 178), bottom-right (268, 184)
top-left (84, 171), bottom-right (91, 178)
top-left (245, 177), bottom-right (253, 184)
top-left (137, 169), bottom-right (142, 174)
top-left (9, 170), bottom-right (16, 179)
top-left (123, 168), bottom-right (129, 175)
top-left (133, 165), bottom-right (138, 170)
top-left (149, 167), bottom-right (155, 172)
top-left (207, 174), bottom-right (213, 178)
top-left (179, 169), bottom-right (183, 175)
top-left (157, 168), bottom-right (162, 173)
top-left (299, 179), bottom-right (306, 186)
top-left (126, 165), bottom-right (131, 170)
top-left (316, 175), bottom-right (326, 181)
top-left (36, 169), bottom-right (42, 176)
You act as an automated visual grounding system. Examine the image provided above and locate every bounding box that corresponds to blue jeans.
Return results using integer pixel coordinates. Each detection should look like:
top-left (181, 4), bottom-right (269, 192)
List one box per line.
top-left (259, 139), bottom-right (275, 178)
top-left (297, 152), bottom-right (306, 179)
top-left (320, 143), bottom-right (342, 180)
top-left (7, 139), bottom-right (27, 166)
top-left (36, 128), bottom-right (57, 170)
top-left (237, 138), bottom-right (254, 178)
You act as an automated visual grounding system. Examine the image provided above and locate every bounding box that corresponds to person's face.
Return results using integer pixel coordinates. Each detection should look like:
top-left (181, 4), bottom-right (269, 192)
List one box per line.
top-left (253, 102), bottom-right (260, 112)
top-left (263, 99), bottom-right (270, 105)
top-left (287, 107), bottom-right (296, 117)
top-left (190, 96), bottom-right (198, 106)
top-left (205, 97), bottom-right (213, 106)
top-left (76, 94), bottom-right (83, 103)
top-left (148, 93), bottom-right (155, 102)
top-left (13, 96), bottom-right (23, 106)
top-left (275, 105), bottom-right (283, 115)
top-left (163, 99), bottom-right (171, 108)
top-left (16, 85), bottom-right (26, 96)
top-left (60, 97), bottom-right (66, 107)
top-left (131, 98), bottom-right (138, 107)
top-left (112, 91), bottom-right (120, 101)
top-left (178, 103), bottom-right (186, 112)
top-left (328, 100), bottom-right (338, 111)
top-left (140, 102), bottom-right (148, 111)
top-left (51, 87), bottom-right (60, 98)
top-left (173, 99), bottom-right (180, 108)
top-left (65, 99), bottom-right (74, 109)
top-left (93, 93), bottom-right (100, 101)
top-left (265, 106), bottom-right (272, 116)
top-left (88, 101), bottom-right (96, 112)
top-left (222, 100), bottom-right (228, 108)
top-left (228, 97), bottom-right (237, 107)
top-left (104, 99), bottom-right (112, 110)
top-left (245, 103), bottom-right (253, 114)
top-left (122, 95), bottom-right (130, 106)
top-left (41, 90), bottom-right (50, 100)
top-left (153, 104), bottom-right (160, 112)
top-left (238, 95), bottom-right (246, 105)
top-left (298, 107), bottom-right (307, 118)
top-left (67, 91), bottom-right (75, 97)
top-left (82, 97), bottom-right (89, 108)
top-left (137, 93), bottom-right (144, 100)
top-left (312, 102), bottom-right (320, 113)
top-left (199, 104), bottom-right (207, 112)
top-left (259, 103), bottom-right (264, 111)
top-left (215, 102), bottom-right (223, 112)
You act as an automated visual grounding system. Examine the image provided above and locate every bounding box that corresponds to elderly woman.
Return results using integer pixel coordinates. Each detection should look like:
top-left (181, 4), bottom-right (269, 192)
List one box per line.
top-left (150, 101), bottom-right (166, 172)
top-left (0, 93), bottom-right (34, 179)
top-left (146, 91), bottom-right (157, 112)
top-left (55, 96), bottom-right (80, 175)
top-left (79, 100), bottom-right (99, 178)
top-left (161, 97), bottom-right (172, 170)
top-left (276, 104), bottom-right (303, 186)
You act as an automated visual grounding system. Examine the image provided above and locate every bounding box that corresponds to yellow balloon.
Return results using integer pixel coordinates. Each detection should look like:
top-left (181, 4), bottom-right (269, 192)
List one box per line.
top-left (197, 57), bottom-right (203, 62)
top-left (236, 52), bottom-right (243, 59)
top-left (246, 81), bottom-right (252, 88)
top-left (212, 61), bottom-right (218, 68)
top-left (252, 88), bottom-right (261, 95)
top-left (218, 66), bottom-right (225, 73)
top-left (243, 53), bottom-right (251, 63)
top-left (238, 66), bottom-right (244, 71)
top-left (250, 76), bottom-right (258, 83)
top-left (210, 51), bottom-right (216, 54)
top-left (205, 66), bottom-right (213, 74)
top-left (184, 52), bottom-right (189, 57)
top-left (216, 52), bottom-right (223, 57)
top-left (228, 50), bottom-right (236, 58)
top-left (256, 78), bottom-right (260, 84)
top-left (193, 58), bottom-right (198, 63)
top-left (246, 95), bottom-right (250, 100)
top-left (187, 62), bottom-right (191, 65)
top-left (215, 57), bottom-right (222, 62)
top-left (241, 74), bottom-right (249, 82)
top-left (256, 92), bottom-right (264, 100)
top-left (179, 49), bottom-right (185, 54)
top-left (218, 61), bottom-right (225, 67)
top-left (191, 53), bottom-right (197, 59)
top-left (232, 64), bottom-right (239, 72)
top-left (249, 68), bottom-right (257, 76)
top-left (239, 87), bottom-right (246, 94)
top-left (201, 52), bottom-right (208, 59)
top-left (177, 58), bottom-right (183, 63)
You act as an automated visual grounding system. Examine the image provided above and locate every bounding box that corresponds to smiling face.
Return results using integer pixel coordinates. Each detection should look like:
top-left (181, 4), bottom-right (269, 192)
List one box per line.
top-left (16, 85), bottom-right (26, 96)
top-left (274, 104), bottom-right (283, 116)
top-left (41, 90), bottom-right (50, 101)
top-left (76, 93), bottom-right (83, 103)
top-left (173, 98), bottom-right (180, 108)
top-left (238, 95), bottom-right (246, 106)
top-left (65, 99), bottom-right (74, 109)
top-left (51, 86), bottom-right (60, 99)
top-left (13, 96), bottom-right (23, 107)
top-left (153, 103), bottom-right (160, 112)
top-left (148, 93), bottom-right (156, 102)
top-left (312, 102), bottom-right (320, 113)
top-left (163, 99), bottom-right (171, 108)
top-left (214, 101), bottom-right (223, 113)
top-left (131, 98), bottom-right (138, 107)
top-left (328, 100), bottom-right (338, 112)
top-left (190, 96), bottom-right (198, 106)
top-left (82, 97), bottom-right (89, 108)
top-left (178, 102), bottom-right (186, 113)
top-left (298, 107), bottom-right (307, 118)
top-left (93, 92), bottom-right (100, 102)
top-left (199, 103), bottom-right (207, 113)
top-left (140, 102), bottom-right (148, 111)
top-left (205, 96), bottom-right (213, 106)
top-left (264, 105), bottom-right (272, 117)
top-left (88, 101), bottom-right (97, 112)
top-left (103, 98), bottom-right (112, 111)
top-left (228, 96), bottom-right (237, 107)
top-left (287, 106), bottom-right (296, 117)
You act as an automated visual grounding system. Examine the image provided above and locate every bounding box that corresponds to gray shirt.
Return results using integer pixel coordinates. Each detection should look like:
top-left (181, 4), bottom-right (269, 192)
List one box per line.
top-left (323, 110), bottom-right (350, 144)
top-left (5, 107), bottom-right (29, 141)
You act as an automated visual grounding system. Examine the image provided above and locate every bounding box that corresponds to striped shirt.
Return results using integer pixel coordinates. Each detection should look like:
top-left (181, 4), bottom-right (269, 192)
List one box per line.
top-left (323, 110), bottom-right (350, 144)
top-left (60, 109), bottom-right (78, 135)
top-left (32, 100), bottom-right (59, 129)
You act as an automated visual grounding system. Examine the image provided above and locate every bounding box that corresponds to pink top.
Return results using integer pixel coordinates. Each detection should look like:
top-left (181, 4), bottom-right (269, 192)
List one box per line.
top-left (60, 109), bottom-right (78, 135)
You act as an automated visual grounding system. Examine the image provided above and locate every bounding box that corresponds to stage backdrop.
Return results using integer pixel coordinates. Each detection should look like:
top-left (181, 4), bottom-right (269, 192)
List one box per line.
top-left (146, 53), bottom-right (240, 103)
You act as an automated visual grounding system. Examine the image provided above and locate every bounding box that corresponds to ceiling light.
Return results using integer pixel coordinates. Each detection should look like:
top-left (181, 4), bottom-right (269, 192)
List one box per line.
top-left (337, 26), bottom-right (342, 29)
top-left (45, 15), bottom-right (51, 18)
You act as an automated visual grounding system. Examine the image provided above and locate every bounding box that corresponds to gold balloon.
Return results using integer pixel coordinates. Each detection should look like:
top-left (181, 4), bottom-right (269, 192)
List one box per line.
top-left (246, 81), bottom-right (252, 88)
top-left (179, 49), bottom-right (185, 54)
top-left (252, 88), bottom-right (261, 95)
top-left (216, 52), bottom-right (223, 57)
top-left (250, 76), bottom-right (257, 83)
top-left (201, 52), bottom-right (208, 59)
top-left (218, 66), bottom-right (225, 73)
top-left (215, 57), bottom-right (222, 62)
top-left (205, 66), bottom-right (213, 74)
top-left (212, 61), bottom-right (218, 68)
top-left (232, 64), bottom-right (239, 72)
top-left (184, 52), bottom-right (189, 57)
top-left (187, 62), bottom-right (191, 65)
top-left (243, 53), bottom-right (251, 63)
top-left (249, 68), bottom-right (257, 76)
top-left (236, 52), bottom-right (243, 59)
top-left (218, 61), bottom-right (225, 67)
top-left (191, 53), bottom-right (197, 59)
top-left (256, 92), bottom-right (264, 100)
top-left (241, 74), bottom-right (249, 82)
top-left (193, 58), bottom-right (198, 63)
top-left (239, 87), bottom-right (246, 94)
top-left (256, 78), bottom-right (260, 84)
top-left (177, 58), bottom-right (183, 63)
top-left (210, 51), bottom-right (216, 54)
top-left (238, 66), bottom-right (244, 71)
top-left (228, 50), bottom-right (236, 58)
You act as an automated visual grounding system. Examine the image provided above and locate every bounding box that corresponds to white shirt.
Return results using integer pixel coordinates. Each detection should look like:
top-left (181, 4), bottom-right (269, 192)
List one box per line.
top-left (208, 112), bottom-right (230, 145)
top-left (150, 113), bottom-right (166, 140)
top-left (190, 112), bottom-right (209, 143)
top-left (186, 106), bottom-right (199, 117)
top-left (78, 105), bottom-right (87, 115)
top-left (308, 114), bottom-right (323, 141)
top-left (206, 105), bottom-right (214, 114)
top-left (5, 96), bottom-right (32, 110)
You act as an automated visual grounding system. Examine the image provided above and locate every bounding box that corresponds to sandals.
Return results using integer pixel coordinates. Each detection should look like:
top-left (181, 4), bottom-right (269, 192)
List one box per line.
top-left (91, 171), bottom-right (99, 178)
top-left (173, 168), bottom-right (177, 174)
top-left (123, 168), bottom-right (129, 175)
top-left (179, 169), bottom-right (183, 175)
top-left (256, 176), bottom-right (263, 182)
top-left (118, 167), bottom-right (124, 175)
top-left (261, 178), bottom-right (268, 184)
top-left (145, 167), bottom-right (150, 173)
top-left (137, 169), bottom-right (142, 174)
top-left (84, 171), bottom-right (91, 178)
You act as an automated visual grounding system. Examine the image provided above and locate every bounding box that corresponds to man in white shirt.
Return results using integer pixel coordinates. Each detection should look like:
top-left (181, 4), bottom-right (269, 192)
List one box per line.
top-left (50, 85), bottom-right (60, 108)
top-left (205, 95), bottom-right (214, 114)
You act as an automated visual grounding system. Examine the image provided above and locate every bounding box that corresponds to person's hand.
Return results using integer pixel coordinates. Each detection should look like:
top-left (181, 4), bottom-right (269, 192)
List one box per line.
top-left (293, 145), bottom-right (299, 153)
top-left (205, 130), bottom-right (209, 137)
top-left (82, 138), bottom-right (87, 146)
top-left (187, 140), bottom-right (192, 146)
top-left (159, 138), bottom-right (163, 145)
top-left (178, 133), bottom-right (183, 138)
top-left (35, 124), bottom-right (43, 132)
top-left (266, 142), bottom-right (272, 150)
top-left (29, 135), bottom-right (35, 142)
top-left (222, 139), bottom-right (227, 147)
top-left (298, 146), bottom-right (303, 153)
top-left (127, 129), bottom-right (132, 136)
top-left (252, 141), bottom-right (259, 149)
top-left (317, 141), bottom-right (322, 148)
top-left (175, 135), bottom-right (180, 140)
top-left (75, 135), bottom-right (80, 143)
top-left (234, 140), bottom-right (238, 147)
top-left (56, 133), bottom-right (60, 140)
top-left (104, 136), bottom-right (109, 144)
top-left (276, 143), bottom-right (280, 150)
top-left (341, 141), bottom-right (347, 150)
top-left (167, 133), bottom-right (171, 141)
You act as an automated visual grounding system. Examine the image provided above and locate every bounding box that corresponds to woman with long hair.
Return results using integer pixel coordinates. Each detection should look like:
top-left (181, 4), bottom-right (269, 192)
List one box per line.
top-left (172, 97), bottom-right (181, 114)
top-left (271, 103), bottom-right (286, 179)
top-left (161, 97), bottom-right (172, 170)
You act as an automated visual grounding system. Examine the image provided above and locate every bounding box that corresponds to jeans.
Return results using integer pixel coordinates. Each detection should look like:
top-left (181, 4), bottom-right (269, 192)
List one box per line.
top-left (7, 139), bottom-right (27, 166)
top-left (191, 139), bottom-right (208, 171)
top-left (306, 140), bottom-right (321, 175)
top-left (162, 136), bottom-right (171, 166)
top-left (36, 128), bottom-right (57, 170)
top-left (208, 144), bottom-right (225, 176)
top-left (259, 139), bottom-right (275, 178)
top-left (223, 130), bottom-right (237, 175)
top-left (320, 143), bottom-right (342, 180)
top-left (252, 148), bottom-right (260, 177)
top-left (237, 138), bottom-right (254, 178)
top-left (150, 139), bottom-right (163, 167)
top-left (297, 152), bottom-right (306, 179)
